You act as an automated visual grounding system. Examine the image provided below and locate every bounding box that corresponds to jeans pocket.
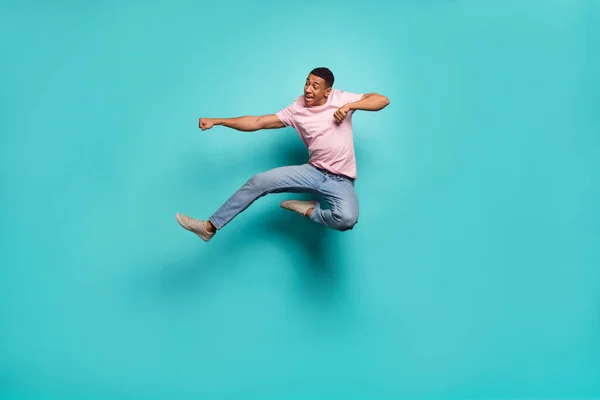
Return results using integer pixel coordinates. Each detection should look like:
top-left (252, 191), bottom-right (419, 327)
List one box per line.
top-left (334, 175), bottom-right (354, 186)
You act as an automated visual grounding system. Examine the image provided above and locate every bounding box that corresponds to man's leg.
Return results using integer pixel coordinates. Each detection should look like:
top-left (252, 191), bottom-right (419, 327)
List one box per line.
top-left (208, 164), bottom-right (320, 230)
top-left (177, 164), bottom-right (320, 241)
top-left (309, 176), bottom-right (359, 231)
top-left (281, 174), bottom-right (359, 231)
top-left (209, 164), bottom-right (320, 226)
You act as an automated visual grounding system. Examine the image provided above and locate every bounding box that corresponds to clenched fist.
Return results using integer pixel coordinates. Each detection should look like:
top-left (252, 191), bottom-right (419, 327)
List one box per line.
top-left (199, 118), bottom-right (215, 131)
top-left (334, 104), bottom-right (351, 123)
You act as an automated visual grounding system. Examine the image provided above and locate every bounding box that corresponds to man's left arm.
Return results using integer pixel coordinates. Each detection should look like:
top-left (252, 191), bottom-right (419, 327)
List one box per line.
top-left (348, 93), bottom-right (390, 111)
top-left (334, 93), bottom-right (390, 123)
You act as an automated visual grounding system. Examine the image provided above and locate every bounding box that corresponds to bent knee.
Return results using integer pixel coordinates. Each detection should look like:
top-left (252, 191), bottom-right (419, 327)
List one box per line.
top-left (333, 213), bottom-right (358, 231)
top-left (339, 218), bottom-right (358, 231)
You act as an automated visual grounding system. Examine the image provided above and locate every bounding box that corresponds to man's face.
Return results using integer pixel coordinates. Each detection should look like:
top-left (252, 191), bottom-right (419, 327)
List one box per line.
top-left (304, 74), bottom-right (331, 106)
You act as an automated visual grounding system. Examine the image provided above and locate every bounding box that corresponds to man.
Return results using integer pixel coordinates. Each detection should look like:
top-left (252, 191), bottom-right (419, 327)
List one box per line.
top-left (176, 67), bottom-right (389, 242)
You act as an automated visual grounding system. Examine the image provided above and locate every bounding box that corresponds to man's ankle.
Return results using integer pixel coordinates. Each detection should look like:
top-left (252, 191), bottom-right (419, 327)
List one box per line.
top-left (207, 220), bottom-right (217, 233)
top-left (305, 207), bottom-right (314, 217)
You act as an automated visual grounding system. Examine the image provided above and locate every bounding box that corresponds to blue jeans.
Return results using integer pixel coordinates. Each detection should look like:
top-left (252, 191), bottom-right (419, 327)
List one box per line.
top-left (209, 163), bottom-right (359, 231)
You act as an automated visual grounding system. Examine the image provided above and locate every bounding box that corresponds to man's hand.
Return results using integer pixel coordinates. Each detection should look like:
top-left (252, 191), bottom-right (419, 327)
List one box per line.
top-left (334, 104), bottom-right (351, 123)
top-left (199, 118), bottom-right (215, 131)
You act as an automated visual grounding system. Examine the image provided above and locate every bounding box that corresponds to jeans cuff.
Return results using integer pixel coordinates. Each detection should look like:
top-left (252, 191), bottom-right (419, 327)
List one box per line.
top-left (208, 216), bottom-right (222, 230)
top-left (308, 201), bottom-right (322, 222)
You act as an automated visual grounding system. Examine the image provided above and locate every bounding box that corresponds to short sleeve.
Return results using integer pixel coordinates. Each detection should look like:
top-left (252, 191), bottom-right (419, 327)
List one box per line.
top-left (338, 90), bottom-right (364, 105)
top-left (275, 102), bottom-right (295, 127)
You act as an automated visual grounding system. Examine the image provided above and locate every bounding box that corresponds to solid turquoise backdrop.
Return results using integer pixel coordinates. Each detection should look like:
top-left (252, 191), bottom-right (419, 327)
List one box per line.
top-left (1, 0), bottom-right (599, 398)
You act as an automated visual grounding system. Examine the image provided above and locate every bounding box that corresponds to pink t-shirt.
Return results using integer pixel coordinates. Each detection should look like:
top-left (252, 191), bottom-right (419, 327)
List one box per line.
top-left (276, 89), bottom-right (364, 179)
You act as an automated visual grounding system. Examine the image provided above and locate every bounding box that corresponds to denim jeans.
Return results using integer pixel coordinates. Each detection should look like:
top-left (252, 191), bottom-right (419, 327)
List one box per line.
top-left (209, 163), bottom-right (359, 231)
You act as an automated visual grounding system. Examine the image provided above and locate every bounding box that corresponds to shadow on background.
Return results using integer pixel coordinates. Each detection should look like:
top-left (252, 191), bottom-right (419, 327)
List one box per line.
top-left (137, 208), bottom-right (343, 307)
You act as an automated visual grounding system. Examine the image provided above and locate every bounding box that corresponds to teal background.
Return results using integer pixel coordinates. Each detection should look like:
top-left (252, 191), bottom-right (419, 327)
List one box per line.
top-left (1, 0), bottom-right (599, 398)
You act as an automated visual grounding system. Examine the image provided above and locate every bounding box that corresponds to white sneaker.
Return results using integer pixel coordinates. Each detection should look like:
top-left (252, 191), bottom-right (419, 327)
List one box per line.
top-left (176, 213), bottom-right (215, 242)
top-left (280, 200), bottom-right (317, 217)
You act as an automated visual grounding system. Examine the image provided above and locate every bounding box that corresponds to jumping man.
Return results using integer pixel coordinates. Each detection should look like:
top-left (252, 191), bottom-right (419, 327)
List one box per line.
top-left (176, 67), bottom-right (390, 242)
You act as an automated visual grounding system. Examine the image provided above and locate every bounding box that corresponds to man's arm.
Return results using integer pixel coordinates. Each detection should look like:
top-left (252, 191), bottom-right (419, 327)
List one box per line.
top-left (348, 93), bottom-right (390, 111)
top-left (334, 93), bottom-right (390, 123)
top-left (199, 114), bottom-right (285, 132)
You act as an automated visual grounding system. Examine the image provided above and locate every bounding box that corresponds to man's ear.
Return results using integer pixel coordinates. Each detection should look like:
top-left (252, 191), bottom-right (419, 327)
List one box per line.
top-left (325, 86), bottom-right (332, 97)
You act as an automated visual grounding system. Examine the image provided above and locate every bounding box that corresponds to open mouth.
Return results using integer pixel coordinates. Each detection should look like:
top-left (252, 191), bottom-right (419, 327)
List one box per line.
top-left (304, 94), bottom-right (314, 101)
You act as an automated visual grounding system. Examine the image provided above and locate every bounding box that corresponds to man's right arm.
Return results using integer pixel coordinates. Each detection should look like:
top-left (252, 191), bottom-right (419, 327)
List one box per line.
top-left (199, 114), bottom-right (285, 132)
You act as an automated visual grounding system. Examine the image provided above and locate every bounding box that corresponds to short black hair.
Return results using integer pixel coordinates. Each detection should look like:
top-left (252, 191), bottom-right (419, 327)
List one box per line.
top-left (309, 67), bottom-right (334, 88)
